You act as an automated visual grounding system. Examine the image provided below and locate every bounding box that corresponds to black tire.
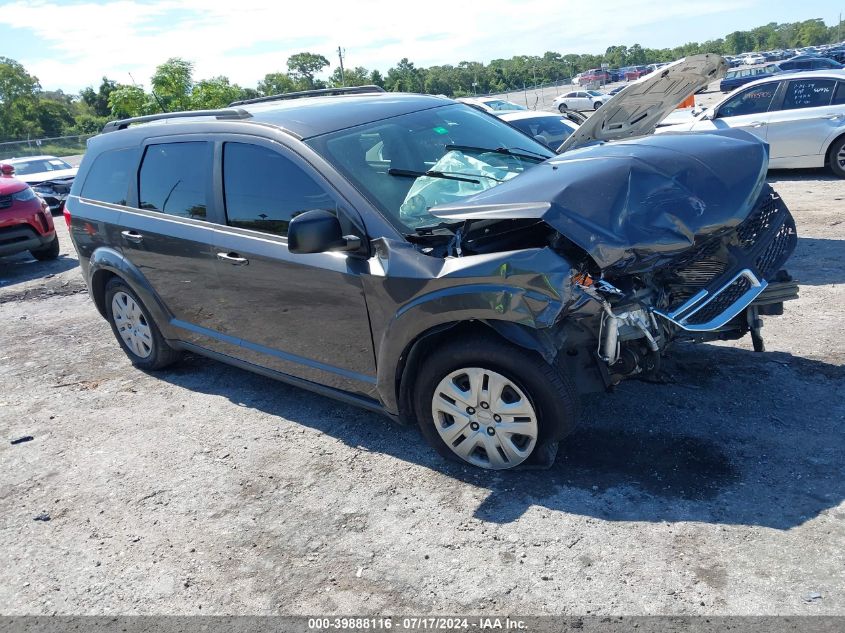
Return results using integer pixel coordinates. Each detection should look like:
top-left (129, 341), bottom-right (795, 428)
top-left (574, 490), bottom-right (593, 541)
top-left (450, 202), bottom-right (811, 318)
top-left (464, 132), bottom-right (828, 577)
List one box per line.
top-left (829, 136), bottom-right (845, 178)
top-left (558, 103), bottom-right (568, 112)
top-left (594, 101), bottom-right (603, 110)
top-left (30, 234), bottom-right (59, 261)
top-left (104, 277), bottom-right (181, 370)
top-left (413, 334), bottom-right (579, 470)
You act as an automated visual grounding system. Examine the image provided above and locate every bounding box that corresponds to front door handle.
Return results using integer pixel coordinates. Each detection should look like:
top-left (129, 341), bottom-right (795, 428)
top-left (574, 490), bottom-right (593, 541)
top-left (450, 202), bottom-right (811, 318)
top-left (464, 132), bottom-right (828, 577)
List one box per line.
top-left (217, 252), bottom-right (249, 266)
top-left (749, 121), bottom-right (766, 128)
top-left (824, 114), bottom-right (843, 120)
top-left (121, 230), bottom-right (143, 243)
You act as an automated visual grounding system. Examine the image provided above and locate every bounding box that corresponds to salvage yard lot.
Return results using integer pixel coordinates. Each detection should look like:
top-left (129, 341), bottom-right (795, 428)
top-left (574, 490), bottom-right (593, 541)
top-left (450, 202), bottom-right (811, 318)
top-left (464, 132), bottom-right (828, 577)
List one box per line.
top-left (1, 170), bottom-right (843, 615)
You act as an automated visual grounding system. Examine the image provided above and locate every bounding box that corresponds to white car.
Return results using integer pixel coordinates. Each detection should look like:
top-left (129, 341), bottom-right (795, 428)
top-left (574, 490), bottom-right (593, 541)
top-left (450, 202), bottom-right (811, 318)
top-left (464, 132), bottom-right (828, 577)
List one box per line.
top-left (455, 97), bottom-right (527, 114)
top-left (552, 90), bottom-right (609, 112)
top-left (742, 54), bottom-right (766, 65)
top-left (0, 155), bottom-right (78, 211)
top-left (658, 70), bottom-right (845, 176)
top-left (498, 110), bottom-right (580, 151)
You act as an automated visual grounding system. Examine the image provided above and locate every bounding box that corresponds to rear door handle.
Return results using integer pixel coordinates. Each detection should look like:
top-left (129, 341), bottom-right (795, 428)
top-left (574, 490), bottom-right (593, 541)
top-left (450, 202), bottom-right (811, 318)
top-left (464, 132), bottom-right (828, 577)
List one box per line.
top-left (121, 230), bottom-right (143, 243)
top-left (216, 252), bottom-right (249, 266)
top-left (824, 114), bottom-right (843, 120)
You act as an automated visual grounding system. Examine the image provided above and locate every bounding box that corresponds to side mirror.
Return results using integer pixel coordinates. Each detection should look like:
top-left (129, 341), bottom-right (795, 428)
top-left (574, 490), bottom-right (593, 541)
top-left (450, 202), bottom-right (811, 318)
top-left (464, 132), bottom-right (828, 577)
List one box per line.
top-left (0, 163), bottom-right (14, 176)
top-left (288, 209), bottom-right (362, 255)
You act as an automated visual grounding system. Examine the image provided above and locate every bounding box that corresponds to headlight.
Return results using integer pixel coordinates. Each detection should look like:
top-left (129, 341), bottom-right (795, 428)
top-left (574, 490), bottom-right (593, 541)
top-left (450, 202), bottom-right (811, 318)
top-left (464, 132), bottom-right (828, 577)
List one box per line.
top-left (11, 187), bottom-right (37, 202)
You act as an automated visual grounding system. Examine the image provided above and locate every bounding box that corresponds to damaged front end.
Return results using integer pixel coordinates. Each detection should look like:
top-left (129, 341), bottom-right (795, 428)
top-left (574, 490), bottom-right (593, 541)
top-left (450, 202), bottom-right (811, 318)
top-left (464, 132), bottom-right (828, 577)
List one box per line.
top-left (429, 129), bottom-right (799, 391)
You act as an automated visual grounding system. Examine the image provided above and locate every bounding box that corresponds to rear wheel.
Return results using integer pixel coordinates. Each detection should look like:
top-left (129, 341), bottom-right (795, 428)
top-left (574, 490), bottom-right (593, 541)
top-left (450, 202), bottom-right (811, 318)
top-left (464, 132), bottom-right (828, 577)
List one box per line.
top-left (104, 277), bottom-right (181, 370)
top-left (414, 335), bottom-right (579, 470)
top-left (829, 136), bottom-right (845, 178)
top-left (594, 101), bottom-right (603, 110)
top-left (30, 234), bottom-right (59, 261)
top-left (558, 103), bottom-right (568, 112)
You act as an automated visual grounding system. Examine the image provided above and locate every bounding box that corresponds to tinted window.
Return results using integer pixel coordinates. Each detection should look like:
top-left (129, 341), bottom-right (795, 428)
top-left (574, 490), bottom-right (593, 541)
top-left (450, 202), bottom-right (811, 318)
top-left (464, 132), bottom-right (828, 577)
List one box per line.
top-left (509, 116), bottom-right (575, 150)
top-left (223, 143), bottom-right (335, 237)
top-left (81, 148), bottom-right (140, 205)
top-left (719, 83), bottom-right (778, 117)
top-left (782, 79), bottom-right (836, 109)
top-left (834, 82), bottom-right (845, 105)
top-left (139, 142), bottom-right (211, 220)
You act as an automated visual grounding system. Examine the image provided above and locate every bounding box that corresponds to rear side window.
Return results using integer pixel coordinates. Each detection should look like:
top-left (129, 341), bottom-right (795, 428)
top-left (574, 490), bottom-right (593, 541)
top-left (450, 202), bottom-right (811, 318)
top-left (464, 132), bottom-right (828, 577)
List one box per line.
top-left (782, 79), bottom-right (836, 110)
top-left (139, 142), bottom-right (211, 220)
top-left (81, 148), bottom-right (140, 205)
top-left (222, 142), bottom-right (335, 237)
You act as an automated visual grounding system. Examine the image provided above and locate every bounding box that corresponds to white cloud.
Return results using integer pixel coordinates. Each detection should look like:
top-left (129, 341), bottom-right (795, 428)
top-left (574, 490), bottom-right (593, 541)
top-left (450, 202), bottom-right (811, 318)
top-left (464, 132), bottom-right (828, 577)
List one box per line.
top-left (0, 0), bottom-right (754, 91)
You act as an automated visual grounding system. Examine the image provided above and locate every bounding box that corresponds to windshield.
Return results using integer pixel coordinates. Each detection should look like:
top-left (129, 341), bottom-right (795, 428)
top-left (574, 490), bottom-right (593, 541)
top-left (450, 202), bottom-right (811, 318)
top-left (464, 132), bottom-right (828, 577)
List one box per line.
top-left (507, 116), bottom-right (575, 151)
top-left (483, 99), bottom-right (526, 111)
top-left (306, 104), bottom-right (554, 232)
top-left (9, 157), bottom-right (72, 175)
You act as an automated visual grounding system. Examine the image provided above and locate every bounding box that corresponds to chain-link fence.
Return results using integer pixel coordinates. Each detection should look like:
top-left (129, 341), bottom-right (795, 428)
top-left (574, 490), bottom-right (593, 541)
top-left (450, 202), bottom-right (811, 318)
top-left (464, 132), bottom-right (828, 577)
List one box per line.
top-left (483, 78), bottom-right (624, 112)
top-left (0, 133), bottom-right (94, 160)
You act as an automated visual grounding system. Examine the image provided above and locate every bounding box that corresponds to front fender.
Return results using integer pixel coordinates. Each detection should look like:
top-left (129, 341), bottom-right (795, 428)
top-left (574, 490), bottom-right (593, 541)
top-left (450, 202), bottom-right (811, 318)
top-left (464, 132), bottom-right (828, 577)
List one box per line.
top-left (87, 247), bottom-right (174, 336)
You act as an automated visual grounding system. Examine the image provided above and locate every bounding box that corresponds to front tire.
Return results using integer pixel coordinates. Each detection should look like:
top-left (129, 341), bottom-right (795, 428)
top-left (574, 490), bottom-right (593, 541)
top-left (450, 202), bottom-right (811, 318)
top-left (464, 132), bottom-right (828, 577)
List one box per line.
top-left (413, 335), bottom-right (579, 470)
top-left (829, 136), bottom-right (845, 178)
top-left (594, 101), bottom-right (603, 110)
top-left (558, 103), bottom-right (568, 112)
top-left (30, 234), bottom-right (59, 261)
top-left (104, 277), bottom-right (181, 370)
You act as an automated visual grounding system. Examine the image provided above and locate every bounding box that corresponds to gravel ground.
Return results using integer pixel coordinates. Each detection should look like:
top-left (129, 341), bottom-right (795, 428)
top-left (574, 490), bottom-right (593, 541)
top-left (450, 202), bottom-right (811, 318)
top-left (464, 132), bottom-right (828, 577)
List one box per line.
top-left (0, 169), bottom-right (843, 616)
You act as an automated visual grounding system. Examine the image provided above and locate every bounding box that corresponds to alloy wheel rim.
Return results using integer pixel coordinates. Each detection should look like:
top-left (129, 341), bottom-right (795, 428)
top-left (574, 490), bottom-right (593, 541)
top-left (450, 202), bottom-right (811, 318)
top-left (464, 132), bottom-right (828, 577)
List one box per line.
top-left (431, 367), bottom-right (538, 470)
top-left (111, 291), bottom-right (153, 359)
top-left (838, 145), bottom-right (845, 168)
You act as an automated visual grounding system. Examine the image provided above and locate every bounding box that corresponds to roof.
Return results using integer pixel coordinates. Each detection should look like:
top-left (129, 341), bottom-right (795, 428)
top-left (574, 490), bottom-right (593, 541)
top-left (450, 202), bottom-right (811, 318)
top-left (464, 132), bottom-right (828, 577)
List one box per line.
top-left (3, 155), bottom-right (63, 163)
top-left (239, 93), bottom-right (452, 139)
top-left (497, 110), bottom-right (576, 122)
top-left (739, 68), bottom-right (845, 91)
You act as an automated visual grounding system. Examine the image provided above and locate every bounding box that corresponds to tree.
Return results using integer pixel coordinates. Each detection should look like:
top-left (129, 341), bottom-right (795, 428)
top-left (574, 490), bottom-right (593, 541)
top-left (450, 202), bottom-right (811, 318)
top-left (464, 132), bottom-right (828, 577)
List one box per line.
top-left (329, 66), bottom-right (371, 87)
top-left (191, 77), bottom-right (242, 109)
top-left (80, 77), bottom-right (119, 117)
top-left (108, 85), bottom-right (150, 118)
top-left (151, 57), bottom-right (194, 111)
top-left (369, 69), bottom-right (385, 88)
top-left (286, 52), bottom-right (330, 88)
top-left (0, 57), bottom-right (40, 141)
top-left (34, 99), bottom-right (74, 137)
top-left (258, 72), bottom-right (297, 96)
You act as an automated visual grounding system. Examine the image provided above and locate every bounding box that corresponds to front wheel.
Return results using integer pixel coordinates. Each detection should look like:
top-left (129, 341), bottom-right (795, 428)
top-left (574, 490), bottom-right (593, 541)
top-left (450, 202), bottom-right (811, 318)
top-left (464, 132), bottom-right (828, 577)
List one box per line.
top-left (558, 103), bottom-right (568, 113)
top-left (829, 136), bottom-right (845, 178)
top-left (30, 234), bottom-right (59, 261)
top-left (594, 101), bottom-right (603, 110)
top-left (414, 335), bottom-right (579, 470)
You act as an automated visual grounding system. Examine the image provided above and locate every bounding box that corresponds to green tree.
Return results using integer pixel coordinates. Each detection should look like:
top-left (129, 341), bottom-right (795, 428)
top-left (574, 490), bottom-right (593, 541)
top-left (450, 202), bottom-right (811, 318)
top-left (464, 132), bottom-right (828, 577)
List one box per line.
top-left (369, 69), bottom-right (385, 88)
top-left (258, 72), bottom-right (297, 95)
top-left (329, 65), bottom-right (371, 87)
top-left (151, 57), bottom-right (194, 111)
top-left (108, 85), bottom-right (150, 118)
top-left (0, 57), bottom-right (40, 141)
top-left (34, 99), bottom-right (74, 137)
top-left (80, 77), bottom-right (118, 117)
top-left (191, 76), bottom-right (242, 109)
top-left (286, 52), bottom-right (330, 88)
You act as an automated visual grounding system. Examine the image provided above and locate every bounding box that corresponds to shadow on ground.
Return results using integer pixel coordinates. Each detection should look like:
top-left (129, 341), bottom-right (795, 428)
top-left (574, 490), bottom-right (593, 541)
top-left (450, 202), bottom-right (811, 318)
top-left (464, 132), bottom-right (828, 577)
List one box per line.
top-left (154, 341), bottom-right (845, 530)
top-left (787, 237), bottom-right (844, 286)
top-left (0, 252), bottom-right (78, 289)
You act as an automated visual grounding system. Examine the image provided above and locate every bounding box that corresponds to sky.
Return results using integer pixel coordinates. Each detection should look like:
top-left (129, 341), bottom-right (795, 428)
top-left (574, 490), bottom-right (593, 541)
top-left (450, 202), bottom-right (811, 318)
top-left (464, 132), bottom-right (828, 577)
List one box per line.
top-left (0, 0), bottom-right (842, 93)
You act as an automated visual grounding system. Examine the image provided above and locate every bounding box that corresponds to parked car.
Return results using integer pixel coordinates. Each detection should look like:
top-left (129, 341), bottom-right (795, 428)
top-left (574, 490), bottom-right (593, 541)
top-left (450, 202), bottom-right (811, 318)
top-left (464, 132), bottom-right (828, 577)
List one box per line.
top-left (0, 155), bottom-right (77, 213)
top-left (741, 53), bottom-right (766, 65)
top-left (624, 66), bottom-right (650, 81)
top-left (778, 56), bottom-right (843, 72)
top-left (456, 97), bottom-right (527, 113)
top-left (552, 90), bottom-right (608, 112)
top-left (66, 59), bottom-right (798, 471)
top-left (719, 64), bottom-right (782, 92)
top-left (0, 163), bottom-right (60, 260)
top-left (658, 70), bottom-right (845, 176)
top-left (578, 68), bottom-right (610, 85)
top-left (497, 110), bottom-right (579, 151)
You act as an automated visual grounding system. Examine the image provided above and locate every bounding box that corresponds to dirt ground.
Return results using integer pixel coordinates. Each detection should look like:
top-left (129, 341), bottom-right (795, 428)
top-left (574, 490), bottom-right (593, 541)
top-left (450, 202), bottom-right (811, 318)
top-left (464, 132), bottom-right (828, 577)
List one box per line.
top-left (1, 168), bottom-right (843, 616)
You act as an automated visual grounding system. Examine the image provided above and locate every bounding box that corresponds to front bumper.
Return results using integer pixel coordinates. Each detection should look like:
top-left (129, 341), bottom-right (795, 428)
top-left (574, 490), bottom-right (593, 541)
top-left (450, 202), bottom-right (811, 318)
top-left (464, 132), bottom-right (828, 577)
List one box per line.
top-left (0, 225), bottom-right (55, 256)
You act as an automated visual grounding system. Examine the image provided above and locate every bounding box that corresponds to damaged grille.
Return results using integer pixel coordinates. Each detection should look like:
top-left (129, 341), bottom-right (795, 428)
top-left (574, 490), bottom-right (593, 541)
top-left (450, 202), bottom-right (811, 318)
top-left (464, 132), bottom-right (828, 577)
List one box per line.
top-left (655, 185), bottom-right (797, 332)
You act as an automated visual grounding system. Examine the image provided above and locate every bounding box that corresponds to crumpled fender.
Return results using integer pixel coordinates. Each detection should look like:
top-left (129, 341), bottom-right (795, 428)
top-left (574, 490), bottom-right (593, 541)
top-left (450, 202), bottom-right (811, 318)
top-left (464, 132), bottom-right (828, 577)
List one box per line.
top-left (362, 240), bottom-right (577, 414)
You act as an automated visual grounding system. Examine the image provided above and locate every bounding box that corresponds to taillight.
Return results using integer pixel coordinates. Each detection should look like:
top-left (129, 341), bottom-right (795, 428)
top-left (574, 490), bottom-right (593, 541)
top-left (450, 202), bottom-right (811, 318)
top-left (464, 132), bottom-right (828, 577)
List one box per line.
top-left (63, 205), bottom-right (71, 229)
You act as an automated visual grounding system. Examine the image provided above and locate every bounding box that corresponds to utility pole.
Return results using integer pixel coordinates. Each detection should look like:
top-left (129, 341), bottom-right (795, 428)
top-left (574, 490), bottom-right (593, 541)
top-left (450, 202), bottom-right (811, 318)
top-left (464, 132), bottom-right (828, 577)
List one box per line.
top-left (337, 46), bottom-right (346, 86)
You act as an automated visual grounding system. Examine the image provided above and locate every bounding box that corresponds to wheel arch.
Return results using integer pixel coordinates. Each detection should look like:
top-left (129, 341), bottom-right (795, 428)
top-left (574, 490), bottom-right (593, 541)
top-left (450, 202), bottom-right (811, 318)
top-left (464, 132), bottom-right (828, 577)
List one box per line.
top-left (824, 129), bottom-right (845, 167)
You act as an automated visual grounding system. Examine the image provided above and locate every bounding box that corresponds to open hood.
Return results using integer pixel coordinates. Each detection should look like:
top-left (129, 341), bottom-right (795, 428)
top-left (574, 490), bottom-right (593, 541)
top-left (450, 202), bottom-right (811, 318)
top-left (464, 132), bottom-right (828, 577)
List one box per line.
top-left (430, 129), bottom-right (768, 275)
top-left (558, 54), bottom-right (728, 152)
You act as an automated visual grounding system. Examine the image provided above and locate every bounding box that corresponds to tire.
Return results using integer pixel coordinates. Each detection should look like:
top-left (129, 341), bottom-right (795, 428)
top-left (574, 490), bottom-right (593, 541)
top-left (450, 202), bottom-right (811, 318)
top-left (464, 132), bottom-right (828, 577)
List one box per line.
top-left (558, 103), bottom-right (568, 113)
top-left (594, 101), bottom-right (603, 110)
top-left (104, 277), bottom-right (181, 370)
top-left (829, 136), bottom-right (845, 178)
top-left (30, 234), bottom-right (59, 261)
top-left (413, 334), bottom-right (579, 471)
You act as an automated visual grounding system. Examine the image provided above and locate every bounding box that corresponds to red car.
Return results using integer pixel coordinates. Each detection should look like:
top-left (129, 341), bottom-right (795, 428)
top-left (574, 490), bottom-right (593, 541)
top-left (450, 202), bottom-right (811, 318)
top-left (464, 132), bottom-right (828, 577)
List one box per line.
top-left (580, 68), bottom-right (610, 84)
top-left (0, 163), bottom-right (59, 260)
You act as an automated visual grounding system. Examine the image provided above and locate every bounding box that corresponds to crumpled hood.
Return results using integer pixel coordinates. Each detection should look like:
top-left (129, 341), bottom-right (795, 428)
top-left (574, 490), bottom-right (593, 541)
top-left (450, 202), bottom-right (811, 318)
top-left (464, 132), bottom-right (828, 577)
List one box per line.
top-left (18, 168), bottom-right (77, 185)
top-left (430, 129), bottom-right (769, 275)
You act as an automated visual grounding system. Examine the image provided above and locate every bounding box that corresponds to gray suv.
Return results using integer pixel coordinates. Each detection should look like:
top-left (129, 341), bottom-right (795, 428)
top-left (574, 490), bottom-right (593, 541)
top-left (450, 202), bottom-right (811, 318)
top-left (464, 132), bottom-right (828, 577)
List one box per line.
top-left (67, 74), bottom-right (798, 471)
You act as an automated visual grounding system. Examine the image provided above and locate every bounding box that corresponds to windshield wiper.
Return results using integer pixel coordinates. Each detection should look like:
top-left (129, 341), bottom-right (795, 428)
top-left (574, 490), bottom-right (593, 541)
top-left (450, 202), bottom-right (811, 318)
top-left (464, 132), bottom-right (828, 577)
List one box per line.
top-left (444, 144), bottom-right (549, 162)
top-left (387, 167), bottom-right (480, 184)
